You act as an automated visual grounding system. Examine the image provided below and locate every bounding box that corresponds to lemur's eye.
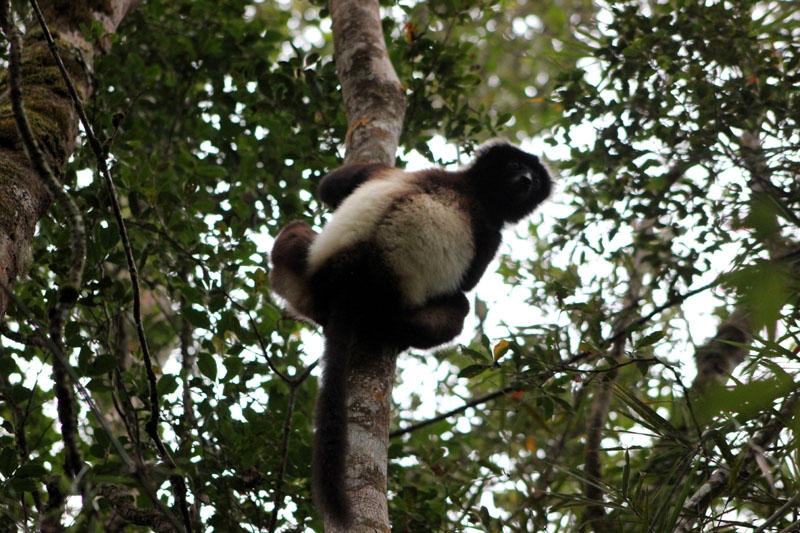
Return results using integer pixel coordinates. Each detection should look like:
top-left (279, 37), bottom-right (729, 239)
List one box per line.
top-left (508, 161), bottom-right (521, 171)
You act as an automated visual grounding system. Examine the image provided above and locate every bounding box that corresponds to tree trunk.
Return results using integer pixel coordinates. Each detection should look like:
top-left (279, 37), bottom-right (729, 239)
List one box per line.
top-left (326, 0), bottom-right (406, 530)
top-left (0, 0), bottom-right (140, 317)
top-left (0, 0), bottom-right (142, 528)
top-left (325, 342), bottom-right (398, 532)
top-left (329, 0), bottom-right (406, 167)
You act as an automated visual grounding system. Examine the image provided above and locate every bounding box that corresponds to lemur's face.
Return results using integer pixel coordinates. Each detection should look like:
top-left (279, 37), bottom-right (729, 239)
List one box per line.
top-left (472, 143), bottom-right (552, 223)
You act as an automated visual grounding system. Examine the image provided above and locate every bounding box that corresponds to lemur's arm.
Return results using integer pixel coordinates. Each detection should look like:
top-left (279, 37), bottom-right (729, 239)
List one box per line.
top-left (317, 162), bottom-right (394, 208)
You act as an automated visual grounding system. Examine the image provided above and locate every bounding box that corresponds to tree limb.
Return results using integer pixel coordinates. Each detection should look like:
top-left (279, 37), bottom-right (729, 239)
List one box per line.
top-left (329, 0), bottom-right (405, 166)
top-left (324, 1), bottom-right (406, 529)
top-left (674, 391), bottom-right (800, 532)
top-left (0, 0), bottom-right (85, 484)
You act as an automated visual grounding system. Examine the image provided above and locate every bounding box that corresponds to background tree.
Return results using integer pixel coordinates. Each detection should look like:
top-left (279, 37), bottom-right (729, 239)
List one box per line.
top-left (1, 0), bottom-right (799, 532)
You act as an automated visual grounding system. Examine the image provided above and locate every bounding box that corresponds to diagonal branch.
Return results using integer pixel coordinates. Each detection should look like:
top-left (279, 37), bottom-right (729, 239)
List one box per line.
top-left (674, 391), bottom-right (800, 533)
top-left (0, 278), bottom-right (185, 532)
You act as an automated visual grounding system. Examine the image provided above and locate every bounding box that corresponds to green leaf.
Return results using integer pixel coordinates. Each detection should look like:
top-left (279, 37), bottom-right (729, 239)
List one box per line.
top-left (0, 448), bottom-right (18, 477)
top-left (197, 352), bottom-right (218, 381)
top-left (613, 384), bottom-right (688, 444)
top-left (88, 354), bottom-right (118, 377)
top-left (96, 223), bottom-right (120, 251)
top-left (724, 261), bottom-right (790, 339)
top-left (222, 356), bottom-right (243, 380)
top-left (458, 364), bottom-right (490, 379)
top-left (183, 306), bottom-right (212, 329)
top-left (8, 384), bottom-right (31, 404)
top-left (14, 463), bottom-right (48, 478)
top-left (695, 377), bottom-right (796, 423)
top-left (8, 478), bottom-right (38, 492)
top-left (634, 330), bottom-right (665, 350)
top-left (157, 374), bottom-right (179, 396)
top-left (621, 450), bottom-right (630, 496)
top-left (460, 346), bottom-right (490, 363)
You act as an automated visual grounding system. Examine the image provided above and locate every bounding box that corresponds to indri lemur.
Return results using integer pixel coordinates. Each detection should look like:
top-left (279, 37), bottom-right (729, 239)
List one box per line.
top-left (270, 141), bottom-right (551, 525)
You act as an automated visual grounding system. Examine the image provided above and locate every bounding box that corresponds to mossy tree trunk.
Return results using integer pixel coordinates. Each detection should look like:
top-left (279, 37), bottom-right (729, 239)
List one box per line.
top-left (0, 0), bottom-right (140, 318)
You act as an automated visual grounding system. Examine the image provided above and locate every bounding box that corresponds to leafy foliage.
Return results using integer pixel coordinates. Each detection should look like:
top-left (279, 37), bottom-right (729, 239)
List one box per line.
top-left (1, 0), bottom-right (799, 532)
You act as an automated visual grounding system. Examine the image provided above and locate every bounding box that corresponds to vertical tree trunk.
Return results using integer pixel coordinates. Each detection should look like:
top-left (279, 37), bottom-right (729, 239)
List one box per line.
top-left (329, 0), bottom-right (406, 166)
top-left (326, 342), bottom-right (398, 532)
top-left (0, 0), bottom-right (140, 317)
top-left (0, 1), bottom-right (141, 528)
top-left (326, 0), bottom-right (406, 530)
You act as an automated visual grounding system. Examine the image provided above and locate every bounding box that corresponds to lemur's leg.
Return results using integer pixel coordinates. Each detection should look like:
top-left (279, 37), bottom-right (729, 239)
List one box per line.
top-left (396, 292), bottom-right (470, 350)
top-left (270, 221), bottom-right (324, 324)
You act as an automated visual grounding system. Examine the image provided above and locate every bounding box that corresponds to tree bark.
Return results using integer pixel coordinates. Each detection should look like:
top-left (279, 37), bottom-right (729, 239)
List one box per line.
top-left (0, 0), bottom-right (140, 318)
top-left (326, 0), bottom-right (406, 530)
top-left (329, 0), bottom-right (406, 166)
top-left (326, 341), bottom-right (397, 532)
top-left (0, 0), bottom-right (142, 528)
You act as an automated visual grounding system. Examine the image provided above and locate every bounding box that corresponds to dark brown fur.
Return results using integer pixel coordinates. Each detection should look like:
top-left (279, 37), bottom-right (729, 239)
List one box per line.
top-left (269, 142), bottom-right (551, 525)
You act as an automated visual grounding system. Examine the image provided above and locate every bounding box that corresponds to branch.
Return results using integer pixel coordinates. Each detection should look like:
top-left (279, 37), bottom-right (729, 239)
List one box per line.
top-left (329, 0), bottom-right (405, 164)
top-left (0, 343), bottom-right (45, 513)
top-left (672, 129), bottom-right (792, 476)
top-left (1, 2), bottom-right (86, 330)
top-left (583, 216), bottom-right (654, 529)
top-left (268, 384), bottom-right (299, 533)
top-left (0, 278), bottom-right (186, 532)
top-left (391, 385), bottom-right (517, 439)
top-left (598, 276), bottom-right (721, 358)
top-left (99, 484), bottom-right (179, 533)
top-left (673, 391), bottom-right (800, 532)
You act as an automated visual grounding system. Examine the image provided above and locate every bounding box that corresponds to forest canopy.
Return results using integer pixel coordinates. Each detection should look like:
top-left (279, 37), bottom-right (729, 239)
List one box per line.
top-left (0, 0), bottom-right (798, 531)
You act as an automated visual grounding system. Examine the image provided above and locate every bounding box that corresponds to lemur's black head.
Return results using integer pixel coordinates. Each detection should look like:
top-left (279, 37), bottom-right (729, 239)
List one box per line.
top-left (467, 141), bottom-right (552, 224)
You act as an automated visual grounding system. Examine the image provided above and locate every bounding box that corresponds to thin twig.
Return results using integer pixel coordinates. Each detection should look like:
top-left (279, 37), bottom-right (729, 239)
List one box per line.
top-left (0, 279), bottom-right (185, 532)
top-left (27, 1), bottom-right (192, 529)
top-left (391, 385), bottom-right (516, 438)
top-left (225, 282), bottom-right (319, 385)
top-left (0, 321), bottom-right (46, 347)
top-left (268, 385), bottom-right (299, 532)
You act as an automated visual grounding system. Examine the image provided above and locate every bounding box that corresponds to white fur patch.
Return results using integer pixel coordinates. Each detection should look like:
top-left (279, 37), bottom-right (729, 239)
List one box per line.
top-left (375, 192), bottom-right (473, 306)
top-left (307, 173), bottom-right (474, 308)
top-left (307, 171), bottom-right (411, 273)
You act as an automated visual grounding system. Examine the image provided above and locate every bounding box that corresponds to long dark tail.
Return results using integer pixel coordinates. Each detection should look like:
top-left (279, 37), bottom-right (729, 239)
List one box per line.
top-left (312, 313), bottom-right (353, 526)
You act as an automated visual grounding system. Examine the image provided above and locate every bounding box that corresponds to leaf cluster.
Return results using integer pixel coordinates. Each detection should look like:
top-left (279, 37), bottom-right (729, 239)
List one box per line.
top-left (2, 0), bottom-right (800, 531)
